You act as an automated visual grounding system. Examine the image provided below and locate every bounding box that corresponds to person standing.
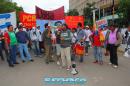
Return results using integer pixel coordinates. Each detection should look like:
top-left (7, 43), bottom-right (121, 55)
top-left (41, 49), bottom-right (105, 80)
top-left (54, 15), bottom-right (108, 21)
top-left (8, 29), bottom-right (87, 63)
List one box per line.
top-left (76, 23), bottom-right (86, 62)
top-left (42, 23), bottom-right (54, 64)
top-left (16, 26), bottom-right (34, 62)
top-left (106, 24), bottom-right (122, 68)
top-left (55, 29), bottom-right (61, 65)
top-left (0, 30), bottom-right (4, 61)
top-left (30, 27), bottom-right (41, 57)
top-left (60, 24), bottom-right (72, 70)
top-left (84, 25), bottom-right (92, 56)
top-left (89, 30), bottom-right (104, 65)
top-left (4, 25), bottom-right (19, 67)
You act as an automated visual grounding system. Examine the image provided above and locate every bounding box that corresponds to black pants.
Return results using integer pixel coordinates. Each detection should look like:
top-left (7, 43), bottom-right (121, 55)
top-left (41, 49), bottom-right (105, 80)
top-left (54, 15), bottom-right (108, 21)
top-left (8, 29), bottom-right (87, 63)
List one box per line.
top-left (108, 44), bottom-right (118, 66)
top-left (0, 43), bottom-right (4, 60)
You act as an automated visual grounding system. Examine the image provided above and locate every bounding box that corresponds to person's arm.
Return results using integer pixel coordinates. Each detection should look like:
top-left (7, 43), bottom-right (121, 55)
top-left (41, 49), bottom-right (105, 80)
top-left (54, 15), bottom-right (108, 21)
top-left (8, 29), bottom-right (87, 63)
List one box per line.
top-left (115, 32), bottom-right (123, 46)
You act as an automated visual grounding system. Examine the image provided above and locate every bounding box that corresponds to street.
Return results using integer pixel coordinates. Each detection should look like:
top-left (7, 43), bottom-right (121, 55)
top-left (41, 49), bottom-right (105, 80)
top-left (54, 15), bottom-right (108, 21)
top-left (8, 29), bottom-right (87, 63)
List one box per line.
top-left (0, 49), bottom-right (130, 86)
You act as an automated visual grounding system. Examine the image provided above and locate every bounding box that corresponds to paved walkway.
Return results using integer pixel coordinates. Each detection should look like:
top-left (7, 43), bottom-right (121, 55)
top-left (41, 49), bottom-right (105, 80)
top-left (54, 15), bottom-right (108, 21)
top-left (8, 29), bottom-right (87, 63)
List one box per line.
top-left (0, 49), bottom-right (130, 86)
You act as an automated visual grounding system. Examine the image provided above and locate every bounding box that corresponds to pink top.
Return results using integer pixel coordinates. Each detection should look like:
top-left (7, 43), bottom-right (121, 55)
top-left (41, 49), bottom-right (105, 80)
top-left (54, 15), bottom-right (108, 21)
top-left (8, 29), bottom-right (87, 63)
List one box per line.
top-left (108, 30), bottom-right (117, 44)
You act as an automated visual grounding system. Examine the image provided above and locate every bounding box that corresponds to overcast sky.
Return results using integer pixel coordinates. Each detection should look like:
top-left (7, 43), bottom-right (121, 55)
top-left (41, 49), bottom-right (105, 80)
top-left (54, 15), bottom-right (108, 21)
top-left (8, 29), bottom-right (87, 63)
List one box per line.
top-left (12, 0), bottom-right (69, 13)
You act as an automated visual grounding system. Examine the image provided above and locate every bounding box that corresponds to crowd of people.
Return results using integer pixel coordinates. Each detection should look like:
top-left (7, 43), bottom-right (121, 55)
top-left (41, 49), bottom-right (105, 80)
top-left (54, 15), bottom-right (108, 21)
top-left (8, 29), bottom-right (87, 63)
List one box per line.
top-left (0, 22), bottom-right (130, 75)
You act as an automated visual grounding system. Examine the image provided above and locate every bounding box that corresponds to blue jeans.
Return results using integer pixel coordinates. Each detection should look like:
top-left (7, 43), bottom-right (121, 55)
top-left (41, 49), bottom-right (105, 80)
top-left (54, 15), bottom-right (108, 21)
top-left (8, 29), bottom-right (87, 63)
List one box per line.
top-left (32, 41), bottom-right (41, 55)
top-left (93, 46), bottom-right (103, 61)
top-left (8, 45), bottom-right (17, 64)
top-left (19, 43), bottom-right (32, 61)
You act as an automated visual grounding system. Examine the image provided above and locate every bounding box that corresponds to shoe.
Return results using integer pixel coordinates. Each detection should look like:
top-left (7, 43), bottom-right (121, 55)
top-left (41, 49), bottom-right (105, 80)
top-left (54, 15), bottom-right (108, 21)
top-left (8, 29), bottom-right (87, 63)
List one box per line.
top-left (22, 60), bottom-right (25, 63)
top-left (46, 61), bottom-right (49, 64)
top-left (99, 61), bottom-right (103, 65)
top-left (9, 64), bottom-right (14, 67)
top-left (30, 59), bottom-right (34, 62)
top-left (85, 53), bottom-right (88, 56)
top-left (109, 63), bottom-right (112, 65)
top-left (66, 66), bottom-right (71, 71)
top-left (57, 61), bottom-right (60, 65)
top-left (113, 65), bottom-right (118, 68)
top-left (93, 60), bottom-right (98, 64)
top-left (14, 62), bottom-right (20, 64)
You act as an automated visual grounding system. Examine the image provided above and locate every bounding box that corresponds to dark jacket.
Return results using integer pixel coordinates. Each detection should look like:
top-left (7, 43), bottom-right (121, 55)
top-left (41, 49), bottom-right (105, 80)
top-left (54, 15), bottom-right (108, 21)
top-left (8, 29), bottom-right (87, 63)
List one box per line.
top-left (42, 29), bottom-right (52, 45)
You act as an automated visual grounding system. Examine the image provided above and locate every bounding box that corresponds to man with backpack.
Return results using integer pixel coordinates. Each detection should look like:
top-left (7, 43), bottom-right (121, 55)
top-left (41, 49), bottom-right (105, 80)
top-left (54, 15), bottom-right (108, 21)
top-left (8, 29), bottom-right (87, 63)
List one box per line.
top-left (106, 24), bottom-right (122, 68)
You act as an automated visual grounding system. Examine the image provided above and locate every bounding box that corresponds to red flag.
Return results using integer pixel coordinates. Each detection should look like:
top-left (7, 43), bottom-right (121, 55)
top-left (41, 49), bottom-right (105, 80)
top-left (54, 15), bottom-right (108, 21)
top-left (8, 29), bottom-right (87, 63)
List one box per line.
top-left (36, 6), bottom-right (64, 20)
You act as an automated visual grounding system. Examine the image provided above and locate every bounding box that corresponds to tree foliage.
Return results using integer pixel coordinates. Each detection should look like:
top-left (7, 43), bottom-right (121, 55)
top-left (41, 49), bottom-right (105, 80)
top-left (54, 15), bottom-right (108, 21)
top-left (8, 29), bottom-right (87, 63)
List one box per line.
top-left (117, 0), bottom-right (130, 26)
top-left (66, 9), bottom-right (79, 16)
top-left (83, 2), bottom-right (96, 26)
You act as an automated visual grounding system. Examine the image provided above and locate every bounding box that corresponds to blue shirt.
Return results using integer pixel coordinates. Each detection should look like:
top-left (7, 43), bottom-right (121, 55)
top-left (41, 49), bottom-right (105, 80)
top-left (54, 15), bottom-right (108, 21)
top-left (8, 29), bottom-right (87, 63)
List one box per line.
top-left (77, 29), bottom-right (86, 41)
top-left (16, 31), bottom-right (29, 43)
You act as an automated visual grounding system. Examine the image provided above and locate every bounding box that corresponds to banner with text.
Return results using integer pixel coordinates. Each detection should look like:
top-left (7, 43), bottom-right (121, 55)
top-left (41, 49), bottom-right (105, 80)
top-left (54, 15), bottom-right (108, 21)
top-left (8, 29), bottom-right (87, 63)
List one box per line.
top-left (19, 12), bottom-right (36, 28)
top-left (96, 19), bottom-right (108, 28)
top-left (65, 16), bottom-right (84, 29)
top-left (36, 6), bottom-right (64, 32)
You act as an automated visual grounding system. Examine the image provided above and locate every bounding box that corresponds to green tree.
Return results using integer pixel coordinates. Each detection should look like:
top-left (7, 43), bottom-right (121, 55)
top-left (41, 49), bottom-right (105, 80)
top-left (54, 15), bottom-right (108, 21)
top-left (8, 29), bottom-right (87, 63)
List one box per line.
top-left (83, 2), bottom-right (96, 26)
top-left (0, 0), bottom-right (24, 23)
top-left (66, 9), bottom-right (79, 16)
top-left (117, 0), bottom-right (130, 26)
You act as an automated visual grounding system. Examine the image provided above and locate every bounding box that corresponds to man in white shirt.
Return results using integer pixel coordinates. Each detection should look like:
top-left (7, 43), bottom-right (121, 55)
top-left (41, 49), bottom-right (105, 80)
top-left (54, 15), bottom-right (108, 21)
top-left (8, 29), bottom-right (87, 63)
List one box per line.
top-left (84, 26), bottom-right (92, 56)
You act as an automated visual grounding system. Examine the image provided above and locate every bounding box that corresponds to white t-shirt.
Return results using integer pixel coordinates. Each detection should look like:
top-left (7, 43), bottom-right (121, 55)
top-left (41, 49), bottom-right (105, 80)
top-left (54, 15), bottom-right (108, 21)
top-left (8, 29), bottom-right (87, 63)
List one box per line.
top-left (84, 29), bottom-right (92, 41)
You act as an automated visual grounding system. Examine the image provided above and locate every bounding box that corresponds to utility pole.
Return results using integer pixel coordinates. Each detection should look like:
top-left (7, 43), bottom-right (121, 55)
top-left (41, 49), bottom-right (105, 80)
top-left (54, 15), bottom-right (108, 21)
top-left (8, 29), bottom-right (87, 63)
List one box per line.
top-left (112, 0), bottom-right (115, 24)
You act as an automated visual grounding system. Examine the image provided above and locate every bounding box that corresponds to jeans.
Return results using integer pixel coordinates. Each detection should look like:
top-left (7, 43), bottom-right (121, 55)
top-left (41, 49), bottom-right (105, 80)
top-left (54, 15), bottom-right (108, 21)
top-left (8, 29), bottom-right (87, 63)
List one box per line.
top-left (19, 43), bottom-right (32, 61)
top-left (32, 40), bottom-right (41, 55)
top-left (8, 45), bottom-right (17, 65)
top-left (85, 41), bottom-right (89, 53)
top-left (93, 46), bottom-right (103, 62)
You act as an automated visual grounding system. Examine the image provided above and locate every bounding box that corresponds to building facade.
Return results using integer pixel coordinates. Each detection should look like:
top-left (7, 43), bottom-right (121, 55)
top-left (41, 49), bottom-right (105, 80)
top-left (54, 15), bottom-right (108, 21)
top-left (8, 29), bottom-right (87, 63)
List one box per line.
top-left (69, 0), bottom-right (119, 20)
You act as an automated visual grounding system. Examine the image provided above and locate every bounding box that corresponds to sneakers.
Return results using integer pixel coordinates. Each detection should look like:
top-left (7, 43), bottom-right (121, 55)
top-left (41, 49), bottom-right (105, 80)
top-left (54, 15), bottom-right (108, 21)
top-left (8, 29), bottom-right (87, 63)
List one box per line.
top-left (109, 62), bottom-right (112, 65)
top-left (113, 65), bottom-right (118, 68)
top-left (66, 66), bottom-right (71, 71)
top-left (56, 61), bottom-right (60, 65)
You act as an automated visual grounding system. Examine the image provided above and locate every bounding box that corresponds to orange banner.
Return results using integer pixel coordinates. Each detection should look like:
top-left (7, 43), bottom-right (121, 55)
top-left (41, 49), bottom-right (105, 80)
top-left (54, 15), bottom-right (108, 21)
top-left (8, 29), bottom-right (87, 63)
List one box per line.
top-left (19, 12), bottom-right (36, 28)
top-left (65, 16), bottom-right (84, 29)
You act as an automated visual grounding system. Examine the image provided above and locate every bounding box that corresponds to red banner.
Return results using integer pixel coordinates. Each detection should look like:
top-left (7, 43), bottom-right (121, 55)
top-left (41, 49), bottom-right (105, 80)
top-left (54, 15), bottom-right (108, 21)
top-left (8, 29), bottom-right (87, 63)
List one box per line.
top-left (36, 6), bottom-right (64, 20)
top-left (65, 16), bottom-right (84, 29)
top-left (19, 12), bottom-right (36, 28)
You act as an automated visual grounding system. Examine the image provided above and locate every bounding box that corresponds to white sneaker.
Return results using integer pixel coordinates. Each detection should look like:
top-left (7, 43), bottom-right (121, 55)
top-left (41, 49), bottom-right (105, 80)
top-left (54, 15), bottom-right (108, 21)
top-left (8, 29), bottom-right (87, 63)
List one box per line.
top-left (57, 61), bottom-right (60, 65)
top-left (109, 63), bottom-right (112, 65)
top-left (113, 65), bottom-right (118, 68)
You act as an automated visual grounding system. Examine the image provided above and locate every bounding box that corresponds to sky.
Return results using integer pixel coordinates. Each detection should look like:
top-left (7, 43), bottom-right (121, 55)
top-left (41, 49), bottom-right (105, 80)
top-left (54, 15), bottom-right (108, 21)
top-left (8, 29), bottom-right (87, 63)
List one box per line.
top-left (12, 0), bottom-right (69, 13)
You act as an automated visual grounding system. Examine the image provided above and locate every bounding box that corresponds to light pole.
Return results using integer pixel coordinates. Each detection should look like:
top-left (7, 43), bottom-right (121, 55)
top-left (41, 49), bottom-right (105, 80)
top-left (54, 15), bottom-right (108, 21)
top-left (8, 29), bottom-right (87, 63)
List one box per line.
top-left (112, 0), bottom-right (115, 24)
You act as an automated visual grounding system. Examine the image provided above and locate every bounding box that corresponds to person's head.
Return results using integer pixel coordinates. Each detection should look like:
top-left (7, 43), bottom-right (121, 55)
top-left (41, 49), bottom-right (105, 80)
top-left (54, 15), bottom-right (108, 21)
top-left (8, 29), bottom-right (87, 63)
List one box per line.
top-left (85, 25), bottom-right (89, 30)
top-left (77, 22), bottom-right (82, 29)
top-left (7, 25), bottom-right (13, 32)
top-left (37, 26), bottom-right (40, 30)
top-left (109, 24), bottom-right (116, 32)
top-left (18, 26), bottom-right (23, 31)
top-left (62, 24), bottom-right (68, 30)
top-left (44, 23), bottom-right (50, 30)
